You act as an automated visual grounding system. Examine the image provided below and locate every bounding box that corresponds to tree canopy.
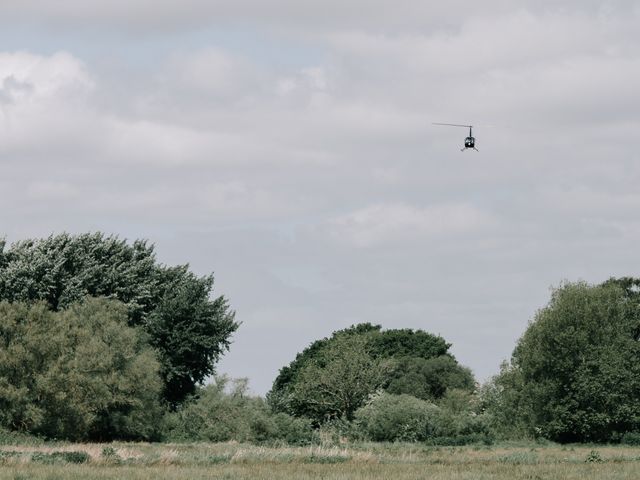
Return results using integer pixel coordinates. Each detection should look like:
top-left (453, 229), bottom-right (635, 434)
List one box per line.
top-left (495, 281), bottom-right (640, 442)
top-left (0, 233), bottom-right (238, 404)
top-left (0, 298), bottom-right (162, 440)
top-left (268, 323), bottom-right (474, 421)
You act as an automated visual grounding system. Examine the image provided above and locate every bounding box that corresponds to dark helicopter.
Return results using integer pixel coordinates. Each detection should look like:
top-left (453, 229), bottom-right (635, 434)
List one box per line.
top-left (433, 123), bottom-right (478, 151)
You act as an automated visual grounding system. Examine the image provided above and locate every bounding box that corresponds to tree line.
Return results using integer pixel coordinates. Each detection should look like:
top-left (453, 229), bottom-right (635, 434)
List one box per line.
top-left (0, 232), bottom-right (638, 445)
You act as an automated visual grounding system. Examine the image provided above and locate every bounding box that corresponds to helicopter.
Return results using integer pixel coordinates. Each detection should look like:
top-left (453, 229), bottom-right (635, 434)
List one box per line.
top-left (433, 123), bottom-right (478, 151)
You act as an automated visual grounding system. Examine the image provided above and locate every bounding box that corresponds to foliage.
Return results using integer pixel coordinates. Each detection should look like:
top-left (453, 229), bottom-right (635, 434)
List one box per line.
top-left (269, 323), bottom-right (472, 420)
top-left (354, 393), bottom-right (441, 442)
top-left (353, 392), bottom-right (492, 443)
top-left (289, 335), bottom-right (391, 422)
top-left (164, 376), bottom-right (317, 445)
top-left (585, 450), bottom-right (603, 463)
top-left (478, 362), bottom-right (532, 440)
top-left (386, 356), bottom-right (475, 401)
top-left (269, 324), bottom-right (381, 402)
top-left (0, 233), bottom-right (238, 405)
top-left (0, 298), bottom-right (163, 441)
top-left (620, 432), bottom-right (640, 445)
top-left (498, 281), bottom-right (640, 442)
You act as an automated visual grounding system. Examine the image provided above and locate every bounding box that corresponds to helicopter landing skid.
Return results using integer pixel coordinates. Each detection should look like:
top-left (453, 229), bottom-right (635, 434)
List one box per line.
top-left (461, 147), bottom-right (479, 152)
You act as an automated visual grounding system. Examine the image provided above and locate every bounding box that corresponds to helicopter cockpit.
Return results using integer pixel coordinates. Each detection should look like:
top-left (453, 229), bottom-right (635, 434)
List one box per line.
top-left (464, 137), bottom-right (475, 148)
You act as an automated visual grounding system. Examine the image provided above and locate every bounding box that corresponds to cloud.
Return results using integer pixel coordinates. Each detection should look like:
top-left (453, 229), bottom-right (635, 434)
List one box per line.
top-left (0, 1), bottom-right (639, 394)
top-left (0, 51), bottom-right (97, 159)
top-left (2, 0), bottom-right (636, 34)
top-left (324, 203), bottom-right (498, 248)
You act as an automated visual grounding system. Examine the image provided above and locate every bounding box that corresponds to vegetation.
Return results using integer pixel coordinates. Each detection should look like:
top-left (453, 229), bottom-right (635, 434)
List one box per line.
top-left (354, 391), bottom-right (491, 444)
top-left (164, 376), bottom-right (316, 445)
top-left (2, 232), bottom-right (640, 451)
top-left (0, 441), bottom-right (638, 480)
top-left (0, 233), bottom-right (238, 405)
top-left (0, 298), bottom-right (162, 441)
top-left (268, 323), bottom-right (474, 421)
top-left (484, 281), bottom-right (640, 443)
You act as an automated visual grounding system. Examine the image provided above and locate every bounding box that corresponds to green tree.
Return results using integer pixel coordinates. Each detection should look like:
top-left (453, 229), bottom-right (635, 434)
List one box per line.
top-left (269, 323), bottom-right (472, 420)
top-left (503, 281), bottom-right (640, 442)
top-left (478, 362), bottom-right (531, 439)
top-left (0, 298), bottom-right (163, 440)
top-left (0, 233), bottom-right (238, 404)
top-left (290, 335), bottom-right (390, 421)
top-left (386, 355), bottom-right (475, 401)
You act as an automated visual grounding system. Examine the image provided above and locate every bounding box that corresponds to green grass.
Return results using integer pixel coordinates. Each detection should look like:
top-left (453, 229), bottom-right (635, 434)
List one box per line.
top-left (0, 441), bottom-right (638, 479)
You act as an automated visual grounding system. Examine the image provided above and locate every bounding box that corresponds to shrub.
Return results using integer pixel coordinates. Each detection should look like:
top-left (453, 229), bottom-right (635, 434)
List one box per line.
top-left (585, 450), bottom-right (604, 463)
top-left (354, 393), bottom-right (441, 442)
top-left (164, 376), bottom-right (316, 445)
top-left (621, 432), bottom-right (640, 445)
top-left (354, 392), bottom-right (493, 443)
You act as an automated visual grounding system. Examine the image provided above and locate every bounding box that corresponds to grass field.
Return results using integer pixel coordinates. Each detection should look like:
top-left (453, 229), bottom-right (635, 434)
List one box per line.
top-left (0, 441), bottom-right (638, 479)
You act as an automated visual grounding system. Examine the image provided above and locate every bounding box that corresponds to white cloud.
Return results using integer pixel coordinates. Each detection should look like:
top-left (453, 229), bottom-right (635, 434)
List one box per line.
top-left (0, 51), bottom-right (97, 157)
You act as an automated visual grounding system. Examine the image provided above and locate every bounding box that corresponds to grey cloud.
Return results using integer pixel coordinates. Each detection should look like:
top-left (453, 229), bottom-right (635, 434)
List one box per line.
top-left (2, 1), bottom-right (634, 33)
top-left (1, 3), bottom-right (639, 394)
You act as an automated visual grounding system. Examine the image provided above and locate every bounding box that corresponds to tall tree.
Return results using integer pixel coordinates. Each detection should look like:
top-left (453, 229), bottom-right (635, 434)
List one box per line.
top-left (503, 281), bottom-right (640, 442)
top-left (0, 233), bottom-right (238, 404)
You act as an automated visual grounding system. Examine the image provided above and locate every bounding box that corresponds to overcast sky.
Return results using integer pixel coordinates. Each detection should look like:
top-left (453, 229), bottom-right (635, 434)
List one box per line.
top-left (1, 1), bottom-right (639, 394)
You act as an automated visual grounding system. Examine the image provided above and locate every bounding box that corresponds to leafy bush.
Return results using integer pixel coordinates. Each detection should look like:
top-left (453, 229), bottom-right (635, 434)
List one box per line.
top-left (585, 450), bottom-right (604, 463)
top-left (354, 392), bottom-right (493, 444)
top-left (621, 432), bottom-right (640, 445)
top-left (354, 393), bottom-right (440, 442)
top-left (164, 376), bottom-right (317, 445)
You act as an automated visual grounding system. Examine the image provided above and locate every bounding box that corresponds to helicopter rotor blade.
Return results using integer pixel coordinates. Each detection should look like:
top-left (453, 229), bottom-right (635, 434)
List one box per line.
top-left (433, 123), bottom-right (473, 128)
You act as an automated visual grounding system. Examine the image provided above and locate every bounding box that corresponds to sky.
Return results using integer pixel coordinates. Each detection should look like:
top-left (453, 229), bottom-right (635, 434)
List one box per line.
top-left (1, 1), bottom-right (639, 394)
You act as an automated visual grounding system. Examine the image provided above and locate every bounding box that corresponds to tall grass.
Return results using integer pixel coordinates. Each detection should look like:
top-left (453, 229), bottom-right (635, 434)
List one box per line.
top-left (0, 441), bottom-right (638, 479)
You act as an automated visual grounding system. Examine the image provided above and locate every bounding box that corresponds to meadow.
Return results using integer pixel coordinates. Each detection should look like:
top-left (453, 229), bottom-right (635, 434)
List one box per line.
top-left (0, 441), bottom-right (638, 480)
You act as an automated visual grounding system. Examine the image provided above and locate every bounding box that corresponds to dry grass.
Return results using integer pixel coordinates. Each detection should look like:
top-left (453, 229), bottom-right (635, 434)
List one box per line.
top-left (0, 441), bottom-right (638, 479)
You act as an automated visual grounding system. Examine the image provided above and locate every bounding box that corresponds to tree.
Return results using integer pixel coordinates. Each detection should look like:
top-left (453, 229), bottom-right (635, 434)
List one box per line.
top-left (268, 323), bottom-right (473, 420)
top-left (0, 298), bottom-right (163, 440)
top-left (504, 281), bottom-right (640, 442)
top-left (290, 335), bottom-right (390, 422)
top-left (0, 233), bottom-right (238, 404)
top-left (477, 362), bottom-right (531, 439)
top-left (385, 355), bottom-right (475, 401)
